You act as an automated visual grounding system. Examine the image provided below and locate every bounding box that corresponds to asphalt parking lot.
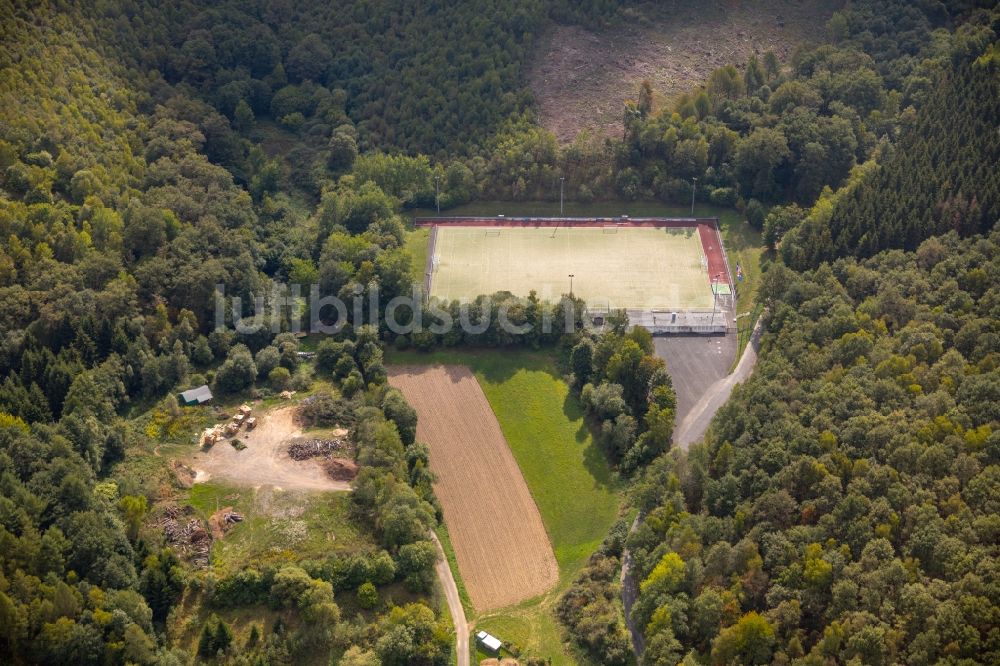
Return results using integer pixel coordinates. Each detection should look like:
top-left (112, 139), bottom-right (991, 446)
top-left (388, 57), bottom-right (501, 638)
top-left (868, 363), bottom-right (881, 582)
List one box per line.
top-left (653, 332), bottom-right (736, 430)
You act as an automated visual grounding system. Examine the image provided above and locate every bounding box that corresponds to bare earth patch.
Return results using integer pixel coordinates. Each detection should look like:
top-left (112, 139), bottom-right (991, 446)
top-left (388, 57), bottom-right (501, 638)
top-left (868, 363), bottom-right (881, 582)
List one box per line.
top-left (188, 406), bottom-right (351, 492)
top-left (529, 0), bottom-right (838, 142)
top-left (388, 365), bottom-right (558, 611)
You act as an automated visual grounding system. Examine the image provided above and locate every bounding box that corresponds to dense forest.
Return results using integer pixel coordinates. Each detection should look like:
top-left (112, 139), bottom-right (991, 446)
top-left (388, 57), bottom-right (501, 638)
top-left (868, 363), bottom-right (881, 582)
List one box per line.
top-left (625, 229), bottom-right (1000, 665)
top-left (0, 0), bottom-right (998, 664)
top-left (551, 1), bottom-right (1000, 664)
top-left (782, 54), bottom-right (1000, 268)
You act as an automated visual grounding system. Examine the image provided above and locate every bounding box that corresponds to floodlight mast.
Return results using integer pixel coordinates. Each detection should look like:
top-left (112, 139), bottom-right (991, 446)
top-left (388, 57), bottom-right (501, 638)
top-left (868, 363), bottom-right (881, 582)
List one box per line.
top-left (711, 273), bottom-right (719, 327)
top-left (735, 310), bottom-right (751, 346)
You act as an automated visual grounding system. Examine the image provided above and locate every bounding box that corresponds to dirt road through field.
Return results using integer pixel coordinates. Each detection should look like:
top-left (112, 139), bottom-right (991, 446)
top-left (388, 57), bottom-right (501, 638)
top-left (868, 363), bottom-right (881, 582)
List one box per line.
top-left (388, 365), bottom-right (558, 611)
top-left (432, 532), bottom-right (469, 666)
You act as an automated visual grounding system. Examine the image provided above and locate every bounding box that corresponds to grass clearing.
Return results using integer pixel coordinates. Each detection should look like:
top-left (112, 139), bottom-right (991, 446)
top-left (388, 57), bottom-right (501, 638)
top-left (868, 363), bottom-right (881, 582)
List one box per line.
top-left (170, 591), bottom-right (296, 663)
top-left (474, 603), bottom-right (585, 666)
top-left (387, 348), bottom-right (622, 665)
top-left (405, 225), bottom-right (431, 284)
top-left (186, 482), bottom-right (367, 574)
top-left (435, 522), bottom-right (474, 617)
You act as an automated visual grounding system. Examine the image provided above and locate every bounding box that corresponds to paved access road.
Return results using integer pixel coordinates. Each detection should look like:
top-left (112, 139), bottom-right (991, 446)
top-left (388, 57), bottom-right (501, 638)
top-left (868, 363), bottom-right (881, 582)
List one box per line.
top-left (671, 319), bottom-right (762, 448)
top-left (625, 319), bottom-right (763, 660)
top-left (653, 333), bottom-right (736, 430)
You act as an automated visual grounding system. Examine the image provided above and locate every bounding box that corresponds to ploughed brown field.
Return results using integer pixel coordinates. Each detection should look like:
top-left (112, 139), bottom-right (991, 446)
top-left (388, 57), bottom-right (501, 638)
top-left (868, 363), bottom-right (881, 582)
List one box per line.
top-left (387, 365), bottom-right (558, 611)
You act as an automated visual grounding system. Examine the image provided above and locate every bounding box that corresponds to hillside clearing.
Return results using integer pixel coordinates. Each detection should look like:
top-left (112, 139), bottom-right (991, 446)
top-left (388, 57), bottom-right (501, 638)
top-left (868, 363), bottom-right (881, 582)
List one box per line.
top-left (185, 482), bottom-right (367, 574)
top-left (530, 0), bottom-right (838, 141)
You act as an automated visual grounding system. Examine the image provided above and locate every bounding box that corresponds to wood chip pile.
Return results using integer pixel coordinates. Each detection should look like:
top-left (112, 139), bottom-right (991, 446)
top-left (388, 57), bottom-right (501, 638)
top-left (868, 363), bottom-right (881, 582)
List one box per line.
top-left (322, 458), bottom-right (359, 481)
top-left (171, 461), bottom-right (196, 488)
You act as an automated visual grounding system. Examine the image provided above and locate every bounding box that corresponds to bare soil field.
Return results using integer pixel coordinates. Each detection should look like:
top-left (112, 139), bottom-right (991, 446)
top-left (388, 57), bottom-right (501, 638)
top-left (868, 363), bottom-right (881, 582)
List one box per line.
top-left (188, 406), bottom-right (351, 492)
top-left (529, 0), bottom-right (839, 142)
top-left (388, 365), bottom-right (558, 611)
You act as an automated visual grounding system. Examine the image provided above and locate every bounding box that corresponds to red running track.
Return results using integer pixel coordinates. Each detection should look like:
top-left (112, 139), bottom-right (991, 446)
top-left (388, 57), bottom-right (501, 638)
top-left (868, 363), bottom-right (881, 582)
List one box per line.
top-left (415, 216), bottom-right (705, 229)
top-left (696, 222), bottom-right (730, 288)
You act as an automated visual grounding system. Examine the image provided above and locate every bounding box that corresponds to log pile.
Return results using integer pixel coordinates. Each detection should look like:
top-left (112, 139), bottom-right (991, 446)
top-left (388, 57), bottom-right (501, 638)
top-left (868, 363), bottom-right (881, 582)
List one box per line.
top-left (160, 505), bottom-right (211, 567)
top-left (209, 506), bottom-right (245, 539)
top-left (287, 430), bottom-right (356, 481)
top-left (202, 405), bottom-right (253, 445)
top-left (288, 436), bottom-right (351, 461)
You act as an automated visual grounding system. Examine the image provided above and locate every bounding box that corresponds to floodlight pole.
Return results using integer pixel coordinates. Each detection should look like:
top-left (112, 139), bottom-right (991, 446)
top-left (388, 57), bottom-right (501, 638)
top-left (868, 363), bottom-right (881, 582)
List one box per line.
top-left (434, 175), bottom-right (440, 214)
top-left (560, 176), bottom-right (565, 216)
top-left (691, 177), bottom-right (698, 216)
top-left (710, 274), bottom-right (718, 327)
top-left (735, 311), bottom-right (750, 347)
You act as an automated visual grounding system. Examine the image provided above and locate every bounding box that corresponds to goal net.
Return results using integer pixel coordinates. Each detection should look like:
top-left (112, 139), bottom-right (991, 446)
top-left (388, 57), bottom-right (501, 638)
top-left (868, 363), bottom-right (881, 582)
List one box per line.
top-left (602, 226), bottom-right (618, 234)
top-left (485, 229), bottom-right (501, 237)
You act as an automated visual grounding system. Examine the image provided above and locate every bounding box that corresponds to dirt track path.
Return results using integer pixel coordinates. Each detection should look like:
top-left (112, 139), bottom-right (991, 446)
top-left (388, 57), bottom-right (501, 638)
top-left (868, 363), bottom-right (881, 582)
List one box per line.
top-left (672, 318), bottom-right (763, 448)
top-left (620, 514), bottom-right (644, 657)
top-left (432, 532), bottom-right (469, 666)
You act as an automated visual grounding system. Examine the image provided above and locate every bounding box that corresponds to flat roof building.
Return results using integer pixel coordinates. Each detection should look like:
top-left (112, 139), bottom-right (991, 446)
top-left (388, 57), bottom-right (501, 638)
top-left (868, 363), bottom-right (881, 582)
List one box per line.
top-left (475, 631), bottom-right (502, 653)
top-left (179, 385), bottom-right (213, 405)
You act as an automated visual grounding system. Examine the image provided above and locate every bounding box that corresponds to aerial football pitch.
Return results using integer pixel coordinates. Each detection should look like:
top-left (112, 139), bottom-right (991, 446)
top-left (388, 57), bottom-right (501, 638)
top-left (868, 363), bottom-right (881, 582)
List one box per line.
top-left (426, 222), bottom-right (718, 311)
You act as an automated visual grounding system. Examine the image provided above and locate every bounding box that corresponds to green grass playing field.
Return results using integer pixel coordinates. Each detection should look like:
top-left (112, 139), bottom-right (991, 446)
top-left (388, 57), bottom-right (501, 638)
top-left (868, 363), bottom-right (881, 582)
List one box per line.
top-left (429, 225), bottom-right (713, 310)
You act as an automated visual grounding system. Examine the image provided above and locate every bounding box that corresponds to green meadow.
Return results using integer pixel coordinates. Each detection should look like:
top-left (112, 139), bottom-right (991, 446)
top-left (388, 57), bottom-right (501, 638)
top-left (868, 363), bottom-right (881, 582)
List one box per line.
top-left (388, 348), bottom-right (623, 664)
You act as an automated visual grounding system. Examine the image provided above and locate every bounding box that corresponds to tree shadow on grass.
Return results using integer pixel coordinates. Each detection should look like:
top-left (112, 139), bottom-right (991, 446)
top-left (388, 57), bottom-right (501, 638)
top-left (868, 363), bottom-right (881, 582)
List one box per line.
top-left (562, 390), bottom-right (619, 492)
top-left (390, 347), bottom-right (621, 490)
top-left (387, 347), bottom-right (532, 385)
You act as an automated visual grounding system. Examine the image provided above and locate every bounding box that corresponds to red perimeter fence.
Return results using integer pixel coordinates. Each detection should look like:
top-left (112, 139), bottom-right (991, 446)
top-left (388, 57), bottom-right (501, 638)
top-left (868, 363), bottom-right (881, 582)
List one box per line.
top-left (417, 216), bottom-right (732, 288)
